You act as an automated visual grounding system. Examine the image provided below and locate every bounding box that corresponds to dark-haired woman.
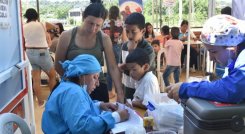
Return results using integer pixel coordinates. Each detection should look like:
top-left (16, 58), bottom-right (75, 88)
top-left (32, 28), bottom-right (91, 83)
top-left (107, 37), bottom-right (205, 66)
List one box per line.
top-left (144, 22), bottom-right (155, 43)
top-left (23, 8), bottom-right (57, 106)
top-left (55, 22), bottom-right (65, 35)
top-left (179, 20), bottom-right (198, 72)
top-left (42, 54), bottom-right (129, 134)
top-left (102, 6), bottom-right (127, 99)
top-left (55, 3), bottom-right (124, 103)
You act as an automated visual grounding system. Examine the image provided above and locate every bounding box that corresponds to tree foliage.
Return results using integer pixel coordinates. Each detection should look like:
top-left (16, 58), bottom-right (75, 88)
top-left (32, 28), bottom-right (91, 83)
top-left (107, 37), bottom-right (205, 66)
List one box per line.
top-left (22, 0), bottom-right (210, 27)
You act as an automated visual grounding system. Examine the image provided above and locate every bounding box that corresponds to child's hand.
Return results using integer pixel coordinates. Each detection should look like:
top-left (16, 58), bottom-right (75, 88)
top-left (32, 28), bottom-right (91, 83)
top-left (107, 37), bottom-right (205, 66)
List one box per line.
top-left (127, 40), bottom-right (138, 52)
top-left (118, 63), bottom-right (127, 72)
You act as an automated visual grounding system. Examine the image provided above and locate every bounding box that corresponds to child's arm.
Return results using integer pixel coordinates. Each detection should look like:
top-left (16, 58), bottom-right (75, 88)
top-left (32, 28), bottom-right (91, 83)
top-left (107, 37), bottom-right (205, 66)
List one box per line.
top-left (132, 99), bottom-right (147, 109)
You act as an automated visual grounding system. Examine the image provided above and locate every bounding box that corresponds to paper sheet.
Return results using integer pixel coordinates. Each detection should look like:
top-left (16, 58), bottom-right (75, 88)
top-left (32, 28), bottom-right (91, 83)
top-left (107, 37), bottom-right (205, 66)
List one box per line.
top-left (111, 103), bottom-right (143, 134)
top-left (187, 76), bottom-right (209, 82)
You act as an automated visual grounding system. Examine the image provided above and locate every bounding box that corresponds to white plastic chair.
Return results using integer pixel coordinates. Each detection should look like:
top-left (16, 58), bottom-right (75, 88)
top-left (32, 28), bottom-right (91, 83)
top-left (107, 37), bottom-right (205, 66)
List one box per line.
top-left (0, 113), bottom-right (31, 134)
top-left (157, 48), bottom-right (167, 92)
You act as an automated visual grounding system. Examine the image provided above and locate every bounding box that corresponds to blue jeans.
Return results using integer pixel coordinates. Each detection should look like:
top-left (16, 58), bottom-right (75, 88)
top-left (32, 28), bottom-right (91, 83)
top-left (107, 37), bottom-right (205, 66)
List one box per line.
top-left (107, 44), bottom-right (121, 91)
top-left (163, 65), bottom-right (181, 87)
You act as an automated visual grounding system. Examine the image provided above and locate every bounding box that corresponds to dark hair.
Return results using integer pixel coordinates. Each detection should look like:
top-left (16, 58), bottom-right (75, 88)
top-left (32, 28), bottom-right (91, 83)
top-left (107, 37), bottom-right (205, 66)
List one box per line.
top-left (161, 25), bottom-right (170, 35)
top-left (47, 28), bottom-right (59, 37)
top-left (125, 12), bottom-right (145, 30)
top-left (83, 3), bottom-right (107, 20)
top-left (151, 40), bottom-right (160, 46)
top-left (109, 6), bottom-right (120, 20)
top-left (24, 8), bottom-right (39, 22)
top-left (181, 20), bottom-right (188, 26)
top-left (144, 22), bottom-right (155, 38)
top-left (55, 23), bottom-right (65, 34)
top-left (236, 41), bottom-right (245, 56)
top-left (171, 27), bottom-right (180, 39)
top-left (221, 6), bottom-right (232, 15)
top-left (108, 6), bottom-right (121, 44)
top-left (90, 0), bottom-right (103, 3)
top-left (126, 48), bottom-right (150, 66)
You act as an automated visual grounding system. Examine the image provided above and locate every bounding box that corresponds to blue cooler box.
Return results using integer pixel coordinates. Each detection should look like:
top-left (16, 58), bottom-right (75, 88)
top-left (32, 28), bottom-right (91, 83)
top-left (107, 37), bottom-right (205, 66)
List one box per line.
top-left (183, 98), bottom-right (245, 134)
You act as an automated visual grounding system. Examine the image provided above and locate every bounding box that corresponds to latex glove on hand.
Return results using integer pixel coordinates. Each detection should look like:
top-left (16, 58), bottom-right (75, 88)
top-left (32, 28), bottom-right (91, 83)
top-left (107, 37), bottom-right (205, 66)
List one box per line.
top-left (100, 102), bottom-right (118, 112)
top-left (117, 109), bottom-right (129, 122)
top-left (166, 82), bottom-right (183, 103)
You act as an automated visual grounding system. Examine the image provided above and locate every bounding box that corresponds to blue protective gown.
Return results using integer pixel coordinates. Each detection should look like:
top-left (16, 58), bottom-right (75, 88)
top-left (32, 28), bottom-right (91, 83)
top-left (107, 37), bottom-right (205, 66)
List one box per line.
top-left (179, 49), bottom-right (245, 103)
top-left (42, 81), bottom-right (115, 134)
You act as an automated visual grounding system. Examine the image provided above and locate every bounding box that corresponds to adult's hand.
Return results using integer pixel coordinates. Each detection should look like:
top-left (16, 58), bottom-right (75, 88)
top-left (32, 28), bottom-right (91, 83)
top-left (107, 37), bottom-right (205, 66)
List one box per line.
top-left (166, 82), bottom-right (183, 103)
top-left (117, 109), bottom-right (129, 122)
top-left (100, 102), bottom-right (118, 112)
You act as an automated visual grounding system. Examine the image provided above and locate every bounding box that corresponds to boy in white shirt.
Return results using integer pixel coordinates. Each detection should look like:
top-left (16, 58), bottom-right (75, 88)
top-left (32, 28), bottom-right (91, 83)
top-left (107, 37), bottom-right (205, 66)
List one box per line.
top-left (125, 48), bottom-right (160, 109)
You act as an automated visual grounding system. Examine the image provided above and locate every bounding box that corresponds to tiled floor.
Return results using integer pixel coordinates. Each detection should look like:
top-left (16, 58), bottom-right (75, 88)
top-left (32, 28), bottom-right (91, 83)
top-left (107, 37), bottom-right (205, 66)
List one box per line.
top-left (34, 70), bottom-right (204, 134)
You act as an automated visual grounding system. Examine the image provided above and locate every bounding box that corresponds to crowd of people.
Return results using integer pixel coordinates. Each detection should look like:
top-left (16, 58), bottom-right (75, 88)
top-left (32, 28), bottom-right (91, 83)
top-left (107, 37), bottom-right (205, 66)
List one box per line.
top-left (22, 1), bottom-right (245, 133)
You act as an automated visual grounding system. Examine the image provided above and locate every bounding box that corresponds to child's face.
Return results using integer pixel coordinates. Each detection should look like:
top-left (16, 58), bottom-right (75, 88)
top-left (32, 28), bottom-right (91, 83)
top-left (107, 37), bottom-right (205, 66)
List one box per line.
top-left (204, 44), bottom-right (236, 66)
top-left (152, 44), bottom-right (160, 53)
top-left (180, 24), bottom-right (188, 33)
top-left (125, 24), bottom-right (144, 42)
top-left (126, 63), bottom-right (148, 81)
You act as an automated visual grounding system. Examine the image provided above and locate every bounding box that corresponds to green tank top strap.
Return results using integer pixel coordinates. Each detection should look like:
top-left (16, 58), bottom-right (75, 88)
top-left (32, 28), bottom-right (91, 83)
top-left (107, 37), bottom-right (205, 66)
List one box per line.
top-left (66, 27), bottom-right (78, 59)
top-left (98, 31), bottom-right (104, 51)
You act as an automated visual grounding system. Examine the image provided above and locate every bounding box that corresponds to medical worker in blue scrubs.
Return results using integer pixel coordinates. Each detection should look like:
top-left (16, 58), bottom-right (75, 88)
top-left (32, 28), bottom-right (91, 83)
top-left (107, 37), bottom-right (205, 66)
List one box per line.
top-left (42, 54), bottom-right (129, 134)
top-left (167, 15), bottom-right (245, 103)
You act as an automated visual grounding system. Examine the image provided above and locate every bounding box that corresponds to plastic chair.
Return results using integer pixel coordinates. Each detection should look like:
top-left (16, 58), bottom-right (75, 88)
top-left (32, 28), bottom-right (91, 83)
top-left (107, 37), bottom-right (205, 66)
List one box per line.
top-left (0, 113), bottom-right (31, 134)
top-left (157, 48), bottom-right (167, 92)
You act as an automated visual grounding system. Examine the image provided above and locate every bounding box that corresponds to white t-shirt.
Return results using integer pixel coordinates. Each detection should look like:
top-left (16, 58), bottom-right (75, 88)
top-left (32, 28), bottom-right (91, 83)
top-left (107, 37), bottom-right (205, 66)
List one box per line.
top-left (133, 71), bottom-right (160, 102)
top-left (121, 50), bottom-right (137, 88)
top-left (23, 21), bottom-right (48, 48)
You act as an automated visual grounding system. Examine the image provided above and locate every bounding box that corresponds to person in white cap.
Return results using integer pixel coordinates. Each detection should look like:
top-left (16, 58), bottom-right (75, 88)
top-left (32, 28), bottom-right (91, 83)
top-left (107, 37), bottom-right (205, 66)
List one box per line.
top-left (167, 15), bottom-right (245, 103)
top-left (42, 54), bottom-right (129, 134)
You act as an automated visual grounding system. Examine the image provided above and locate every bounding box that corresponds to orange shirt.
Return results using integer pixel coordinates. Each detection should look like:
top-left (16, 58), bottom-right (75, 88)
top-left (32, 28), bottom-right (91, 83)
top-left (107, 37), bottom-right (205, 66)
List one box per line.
top-left (155, 35), bottom-right (170, 47)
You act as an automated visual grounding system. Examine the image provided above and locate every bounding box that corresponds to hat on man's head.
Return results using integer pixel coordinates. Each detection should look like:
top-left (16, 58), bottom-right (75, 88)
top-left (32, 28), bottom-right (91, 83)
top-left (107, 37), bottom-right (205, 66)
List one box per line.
top-left (61, 54), bottom-right (101, 78)
top-left (200, 15), bottom-right (245, 46)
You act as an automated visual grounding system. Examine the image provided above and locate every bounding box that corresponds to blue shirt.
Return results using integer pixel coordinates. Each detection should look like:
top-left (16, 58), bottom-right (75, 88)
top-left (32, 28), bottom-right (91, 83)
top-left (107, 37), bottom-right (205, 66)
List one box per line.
top-left (179, 49), bottom-right (245, 103)
top-left (42, 81), bottom-right (115, 134)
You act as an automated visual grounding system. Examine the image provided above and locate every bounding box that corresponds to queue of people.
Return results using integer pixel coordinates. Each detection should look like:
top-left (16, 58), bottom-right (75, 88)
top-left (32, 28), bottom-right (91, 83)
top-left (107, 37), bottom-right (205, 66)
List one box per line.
top-left (22, 1), bottom-right (245, 133)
